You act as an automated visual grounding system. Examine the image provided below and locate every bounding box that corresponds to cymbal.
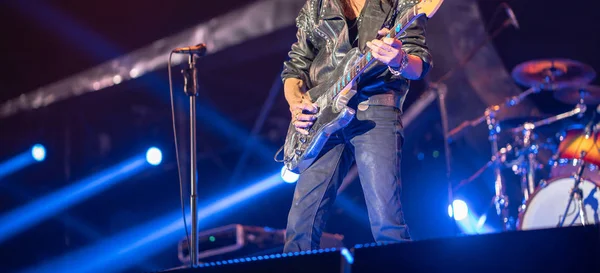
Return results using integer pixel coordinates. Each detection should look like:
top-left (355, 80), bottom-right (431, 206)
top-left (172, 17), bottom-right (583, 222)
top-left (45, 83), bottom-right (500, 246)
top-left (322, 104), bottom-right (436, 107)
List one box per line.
top-left (511, 59), bottom-right (596, 90)
top-left (553, 85), bottom-right (600, 105)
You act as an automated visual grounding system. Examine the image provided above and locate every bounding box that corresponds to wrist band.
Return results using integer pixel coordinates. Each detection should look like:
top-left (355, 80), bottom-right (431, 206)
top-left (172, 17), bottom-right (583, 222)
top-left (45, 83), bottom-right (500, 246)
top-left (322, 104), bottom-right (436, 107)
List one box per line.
top-left (388, 51), bottom-right (409, 76)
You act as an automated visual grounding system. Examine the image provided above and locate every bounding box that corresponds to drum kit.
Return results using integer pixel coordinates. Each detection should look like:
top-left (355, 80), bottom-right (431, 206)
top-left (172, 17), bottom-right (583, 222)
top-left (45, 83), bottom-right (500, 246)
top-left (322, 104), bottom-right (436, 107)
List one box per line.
top-left (450, 58), bottom-right (600, 232)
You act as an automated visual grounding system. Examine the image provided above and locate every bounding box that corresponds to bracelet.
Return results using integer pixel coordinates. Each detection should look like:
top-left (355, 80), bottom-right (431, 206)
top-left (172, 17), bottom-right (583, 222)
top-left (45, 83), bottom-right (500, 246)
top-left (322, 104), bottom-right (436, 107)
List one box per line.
top-left (388, 51), bottom-right (409, 76)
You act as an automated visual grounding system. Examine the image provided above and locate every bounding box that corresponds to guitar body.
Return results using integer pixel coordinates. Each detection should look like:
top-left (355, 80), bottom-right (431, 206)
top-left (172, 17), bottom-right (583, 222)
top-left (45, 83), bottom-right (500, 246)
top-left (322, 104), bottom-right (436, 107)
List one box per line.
top-left (280, 0), bottom-right (444, 174)
top-left (283, 49), bottom-right (362, 174)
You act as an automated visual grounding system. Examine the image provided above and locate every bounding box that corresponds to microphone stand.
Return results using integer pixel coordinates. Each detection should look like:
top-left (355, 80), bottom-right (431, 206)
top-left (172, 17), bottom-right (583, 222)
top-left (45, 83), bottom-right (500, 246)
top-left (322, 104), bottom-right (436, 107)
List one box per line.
top-left (434, 16), bottom-right (517, 234)
top-left (181, 54), bottom-right (200, 267)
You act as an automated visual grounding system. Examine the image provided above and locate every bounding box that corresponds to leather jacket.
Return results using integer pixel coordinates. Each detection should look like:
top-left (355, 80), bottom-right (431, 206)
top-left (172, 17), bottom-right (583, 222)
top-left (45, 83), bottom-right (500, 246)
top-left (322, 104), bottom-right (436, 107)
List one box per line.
top-left (281, 0), bottom-right (432, 110)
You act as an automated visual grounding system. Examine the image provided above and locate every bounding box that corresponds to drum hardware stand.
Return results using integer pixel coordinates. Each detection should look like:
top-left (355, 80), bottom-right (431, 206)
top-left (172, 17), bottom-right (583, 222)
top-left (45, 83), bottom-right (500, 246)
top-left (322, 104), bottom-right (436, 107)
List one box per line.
top-left (453, 143), bottom-right (513, 192)
top-left (510, 103), bottom-right (587, 135)
top-left (447, 86), bottom-right (539, 142)
top-left (433, 82), bottom-right (461, 235)
top-left (485, 107), bottom-right (512, 231)
top-left (448, 86), bottom-right (539, 231)
top-left (510, 102), bottom-right (588, 221)
top-left (511, 123), bottom-right (541, 211)
top-left (556, 107), bottom-right (596, 227)
top-left (557, 153), bottom-right (589, 227)
top-left (524, 129), bottom-right (538, 197)
top-left (431, 6), bottom-right (518, 234)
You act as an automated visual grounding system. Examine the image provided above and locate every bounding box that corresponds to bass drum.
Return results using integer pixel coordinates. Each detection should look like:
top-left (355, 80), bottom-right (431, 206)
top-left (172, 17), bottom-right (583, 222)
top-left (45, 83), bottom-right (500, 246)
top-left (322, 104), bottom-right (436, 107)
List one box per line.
top-left (518, 176), bottom-right (600, 230)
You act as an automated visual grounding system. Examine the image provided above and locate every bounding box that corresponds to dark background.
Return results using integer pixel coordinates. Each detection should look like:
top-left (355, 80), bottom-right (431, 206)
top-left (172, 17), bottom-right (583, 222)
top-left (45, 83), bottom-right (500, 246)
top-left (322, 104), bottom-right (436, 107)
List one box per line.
top-left (0, 0), bottom-right (598, 272)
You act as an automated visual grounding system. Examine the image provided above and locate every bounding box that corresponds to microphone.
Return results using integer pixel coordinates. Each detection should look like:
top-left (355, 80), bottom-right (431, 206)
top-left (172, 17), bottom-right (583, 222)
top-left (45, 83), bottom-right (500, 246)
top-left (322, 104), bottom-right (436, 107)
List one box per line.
top-left (172, 43), bottom-right (207, 56)
top-left (502, 3), bottom-right (520, 29)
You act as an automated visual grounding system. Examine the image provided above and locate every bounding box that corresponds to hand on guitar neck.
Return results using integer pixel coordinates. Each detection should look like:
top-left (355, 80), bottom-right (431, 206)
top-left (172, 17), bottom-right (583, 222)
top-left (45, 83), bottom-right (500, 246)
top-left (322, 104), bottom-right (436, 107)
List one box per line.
top-left (284, 78), bottom-right (319, 135)
top-left (367, 28), bottom-right (424, 80)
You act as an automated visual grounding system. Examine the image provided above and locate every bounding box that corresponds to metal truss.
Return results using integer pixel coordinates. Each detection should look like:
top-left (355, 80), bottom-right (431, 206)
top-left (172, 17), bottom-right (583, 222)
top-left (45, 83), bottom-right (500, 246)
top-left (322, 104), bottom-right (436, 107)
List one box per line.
top-left (0, 0), bottom-right (305, 119)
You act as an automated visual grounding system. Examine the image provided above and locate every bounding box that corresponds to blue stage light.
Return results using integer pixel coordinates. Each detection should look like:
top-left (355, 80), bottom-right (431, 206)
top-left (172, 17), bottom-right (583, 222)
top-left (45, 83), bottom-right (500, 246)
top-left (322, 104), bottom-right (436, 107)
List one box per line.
top-left (31, 144), bottom-right (46, 162)
top-left (280, 166), bottom-right (299, 183)
top-left (448, 199), bottom-right (468, 221)
top-left (145, 147), bottom-right (162, 166)
top-left (341, 248), bottom-right (354, 264)
top-left (21, 172), bottom-right (285, 273)
top-left (0, 156), bottom-right (147, 244)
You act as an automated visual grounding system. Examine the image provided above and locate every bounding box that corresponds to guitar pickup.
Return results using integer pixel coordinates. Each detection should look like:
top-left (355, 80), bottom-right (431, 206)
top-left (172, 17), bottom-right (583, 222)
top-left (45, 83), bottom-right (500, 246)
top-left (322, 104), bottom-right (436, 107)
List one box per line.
top-left (334, 95), bottom-right (350, 112)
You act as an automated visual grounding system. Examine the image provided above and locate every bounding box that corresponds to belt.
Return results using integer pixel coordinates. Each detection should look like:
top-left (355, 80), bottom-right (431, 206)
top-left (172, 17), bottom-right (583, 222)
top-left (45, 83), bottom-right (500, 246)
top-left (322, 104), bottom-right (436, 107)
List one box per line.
top-left (357, 93), bottom-right (401, 111)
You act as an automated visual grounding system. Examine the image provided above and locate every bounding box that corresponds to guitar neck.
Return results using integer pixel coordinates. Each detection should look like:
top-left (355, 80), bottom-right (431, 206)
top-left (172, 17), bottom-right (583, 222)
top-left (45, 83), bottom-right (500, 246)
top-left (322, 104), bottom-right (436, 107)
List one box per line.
top-left (332, 6), bottom-right (423, 97)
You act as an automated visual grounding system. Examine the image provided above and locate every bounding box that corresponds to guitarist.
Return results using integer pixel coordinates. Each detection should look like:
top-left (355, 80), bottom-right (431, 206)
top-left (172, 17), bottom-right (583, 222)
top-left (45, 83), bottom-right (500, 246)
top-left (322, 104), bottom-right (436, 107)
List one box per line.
top-left (281, 0), bottom-right (432, 252)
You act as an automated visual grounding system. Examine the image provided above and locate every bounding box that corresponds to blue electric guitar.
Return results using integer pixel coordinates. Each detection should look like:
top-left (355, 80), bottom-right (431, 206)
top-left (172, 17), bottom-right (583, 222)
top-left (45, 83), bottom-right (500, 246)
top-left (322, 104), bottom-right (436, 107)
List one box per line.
top-left (280, 0), bottom-right (444, 174)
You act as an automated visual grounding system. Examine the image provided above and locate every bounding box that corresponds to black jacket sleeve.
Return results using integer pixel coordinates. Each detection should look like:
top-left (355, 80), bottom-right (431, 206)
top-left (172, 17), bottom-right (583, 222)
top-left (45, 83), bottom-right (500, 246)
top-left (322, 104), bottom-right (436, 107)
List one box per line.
top-left (397, 14), bottom-right (433, 79)
top-left (281, 3), bottom-right (318, 84)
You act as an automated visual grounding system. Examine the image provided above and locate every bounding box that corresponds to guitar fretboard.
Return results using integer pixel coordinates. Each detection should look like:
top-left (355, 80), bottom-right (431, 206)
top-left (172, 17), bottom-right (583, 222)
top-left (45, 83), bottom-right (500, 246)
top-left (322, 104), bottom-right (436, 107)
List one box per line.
top-left (331, 4), bottom-right (422, 97)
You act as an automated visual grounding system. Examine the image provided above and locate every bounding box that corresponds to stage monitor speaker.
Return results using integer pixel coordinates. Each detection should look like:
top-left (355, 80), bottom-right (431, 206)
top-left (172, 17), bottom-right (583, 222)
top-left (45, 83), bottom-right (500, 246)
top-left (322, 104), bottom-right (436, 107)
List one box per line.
top-left (351, 225), bottom-right (600, 273)
top-left (177, 224), bottom-right (344, 264)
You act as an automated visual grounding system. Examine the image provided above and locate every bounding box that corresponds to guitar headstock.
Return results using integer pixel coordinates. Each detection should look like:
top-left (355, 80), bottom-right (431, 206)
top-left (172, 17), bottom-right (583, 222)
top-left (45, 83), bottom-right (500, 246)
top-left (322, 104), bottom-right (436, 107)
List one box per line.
top-left (415, 0), bottom-right (444, 19)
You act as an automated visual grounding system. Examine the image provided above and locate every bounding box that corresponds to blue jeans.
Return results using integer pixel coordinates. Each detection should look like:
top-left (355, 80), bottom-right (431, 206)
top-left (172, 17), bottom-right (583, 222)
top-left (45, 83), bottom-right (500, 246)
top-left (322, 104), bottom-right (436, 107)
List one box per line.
top-left (283, 105), bottom-right (410, 252)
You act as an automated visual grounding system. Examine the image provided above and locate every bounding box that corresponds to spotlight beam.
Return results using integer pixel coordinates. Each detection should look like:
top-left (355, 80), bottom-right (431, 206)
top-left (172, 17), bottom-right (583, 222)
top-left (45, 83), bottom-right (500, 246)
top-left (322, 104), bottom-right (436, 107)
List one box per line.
top-left (0, 156), bottom-right (148, 244)
top-left (20, 173), bottom-right (285, 273)
top-left (0, 153), bottom-right (34, 181)
top-left (0, 144), bottom-right (47, 180)
top-left (0, 183), bottom-right (159, 272)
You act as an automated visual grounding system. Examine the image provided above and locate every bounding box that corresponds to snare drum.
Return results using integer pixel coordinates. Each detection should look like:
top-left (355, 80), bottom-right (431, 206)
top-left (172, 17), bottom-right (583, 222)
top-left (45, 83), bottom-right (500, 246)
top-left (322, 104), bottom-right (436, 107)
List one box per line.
top-left (518, 176), bottom-right (600, 230)
top-left (555, 127), bottom-right (600, 164)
